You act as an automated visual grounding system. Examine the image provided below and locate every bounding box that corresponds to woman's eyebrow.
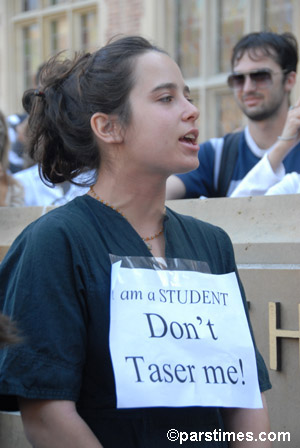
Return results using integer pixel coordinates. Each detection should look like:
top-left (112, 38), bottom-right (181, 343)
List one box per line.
top-left (150, 83), bottom-right (190, 94)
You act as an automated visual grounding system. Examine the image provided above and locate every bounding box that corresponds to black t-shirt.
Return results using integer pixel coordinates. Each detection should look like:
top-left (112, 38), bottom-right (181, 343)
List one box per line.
top-left (0, 195), bottom-right (271, 447)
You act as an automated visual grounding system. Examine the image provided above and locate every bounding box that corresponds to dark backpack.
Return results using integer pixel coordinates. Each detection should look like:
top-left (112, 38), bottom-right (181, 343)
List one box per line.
top-left (216, 131), bottom-right (242, 197)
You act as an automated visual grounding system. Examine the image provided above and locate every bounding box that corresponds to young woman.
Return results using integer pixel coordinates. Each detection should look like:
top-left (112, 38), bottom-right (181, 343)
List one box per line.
top-left (0, 36), bottom-right (271, 447)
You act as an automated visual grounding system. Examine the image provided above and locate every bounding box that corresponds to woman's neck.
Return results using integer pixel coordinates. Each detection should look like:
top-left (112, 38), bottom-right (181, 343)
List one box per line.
top-left (90, 168), bottom-right (167, 245)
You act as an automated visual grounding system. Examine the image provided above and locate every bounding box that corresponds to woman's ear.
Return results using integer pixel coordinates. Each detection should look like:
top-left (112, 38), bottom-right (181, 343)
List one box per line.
top-left (90, 113), bottom-right (123, 144)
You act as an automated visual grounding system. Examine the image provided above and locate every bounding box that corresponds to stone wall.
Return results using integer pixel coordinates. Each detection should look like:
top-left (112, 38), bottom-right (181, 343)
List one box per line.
top-left (167, 195), bottom-right (300, 447)
top-left (0, 195), bottom-right (299, 446)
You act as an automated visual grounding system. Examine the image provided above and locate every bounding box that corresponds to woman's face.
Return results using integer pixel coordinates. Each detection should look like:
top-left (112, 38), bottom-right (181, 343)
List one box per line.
top-left (122, 51), bottom-right (200, 177)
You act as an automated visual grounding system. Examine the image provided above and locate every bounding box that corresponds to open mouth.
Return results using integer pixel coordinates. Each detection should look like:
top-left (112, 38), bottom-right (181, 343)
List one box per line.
top-left (179, 131), bottom-right (199, 145)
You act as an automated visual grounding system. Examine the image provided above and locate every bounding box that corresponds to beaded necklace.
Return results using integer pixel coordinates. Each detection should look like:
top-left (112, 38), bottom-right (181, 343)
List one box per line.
top-left (89, 186), bottom-right (164, 251)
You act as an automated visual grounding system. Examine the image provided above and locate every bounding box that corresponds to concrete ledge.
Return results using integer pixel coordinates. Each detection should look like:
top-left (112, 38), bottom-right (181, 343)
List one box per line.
top-left (167, 194), bottom-right (300, 264)
top-left (1, 195), bottom-right (300, 263)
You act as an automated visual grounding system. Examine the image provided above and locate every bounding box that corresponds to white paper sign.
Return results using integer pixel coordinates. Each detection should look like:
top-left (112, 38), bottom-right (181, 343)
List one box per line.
top-left (109, 263), bottom-right (262, 409)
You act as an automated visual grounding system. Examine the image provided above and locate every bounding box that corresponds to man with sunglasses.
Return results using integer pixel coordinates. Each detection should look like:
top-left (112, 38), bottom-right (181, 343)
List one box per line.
top-left (166, 31), bottom-right (300, 199)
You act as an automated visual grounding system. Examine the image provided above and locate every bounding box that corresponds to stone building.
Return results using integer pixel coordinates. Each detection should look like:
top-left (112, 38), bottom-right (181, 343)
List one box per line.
top-left (0, 0), bottom-right (300, 141)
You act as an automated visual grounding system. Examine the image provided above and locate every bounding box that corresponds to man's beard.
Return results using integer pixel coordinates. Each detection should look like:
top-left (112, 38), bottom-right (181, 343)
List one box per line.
top-left (240, 94), bottom-right (284, 122)
top-left (243, 107), bottom-right (279, 121)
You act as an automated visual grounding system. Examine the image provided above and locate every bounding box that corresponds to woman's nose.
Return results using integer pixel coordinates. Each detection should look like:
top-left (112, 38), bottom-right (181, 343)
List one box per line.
top-left (183, 100), bottom-right (199, 121)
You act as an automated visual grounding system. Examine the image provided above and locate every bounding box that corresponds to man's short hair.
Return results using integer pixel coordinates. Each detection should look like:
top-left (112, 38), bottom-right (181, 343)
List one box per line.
top-left (231, 31), bottom-right (298, 74)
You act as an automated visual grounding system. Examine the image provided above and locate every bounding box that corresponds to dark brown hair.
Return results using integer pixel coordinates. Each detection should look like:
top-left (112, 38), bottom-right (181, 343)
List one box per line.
top-left (22, 36), bottom-right (166, 185)
top-left (231, 31), bottom-right (298, 74)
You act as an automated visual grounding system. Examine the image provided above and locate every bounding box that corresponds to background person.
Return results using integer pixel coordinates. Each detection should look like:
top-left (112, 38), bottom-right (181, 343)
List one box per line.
top-left (13, 163), bottom-right (90, 206)
top-left (0, 110), bottom-right (24, 206)
top-left (0, 36), bottom-right (271, 447)
top-left (166, 31), bottom-right (300, 200)
top-left (231, 97), bottom-right (300, 196)
top-left (6, 113), bottom-right (28, 173)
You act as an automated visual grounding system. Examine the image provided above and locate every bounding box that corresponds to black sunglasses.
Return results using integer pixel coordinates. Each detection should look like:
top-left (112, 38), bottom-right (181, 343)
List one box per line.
top-left (227, 68), bottom-right (284, 90)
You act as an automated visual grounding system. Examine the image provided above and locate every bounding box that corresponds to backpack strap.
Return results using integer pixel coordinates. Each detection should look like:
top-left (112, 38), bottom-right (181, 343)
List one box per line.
top-left (216, 131), bottom-right (242, 197)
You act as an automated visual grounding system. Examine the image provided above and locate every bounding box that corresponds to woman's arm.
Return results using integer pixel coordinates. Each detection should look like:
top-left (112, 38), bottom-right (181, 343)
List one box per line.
top-left (222, 393), bottom-right (271, 447)
top-left (19, 399), bottom-right (103, 448)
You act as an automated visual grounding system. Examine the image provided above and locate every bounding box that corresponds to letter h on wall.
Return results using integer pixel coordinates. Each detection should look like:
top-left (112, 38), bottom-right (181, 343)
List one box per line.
top-left (269, 302), bottom-right (300, 371)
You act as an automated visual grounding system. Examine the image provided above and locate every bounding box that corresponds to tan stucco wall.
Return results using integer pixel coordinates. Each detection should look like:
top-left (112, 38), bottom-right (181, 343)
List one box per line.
top-left (168, 195), bottom-right (300, 447)
top-left (0, 195), bottom-right (299, 446)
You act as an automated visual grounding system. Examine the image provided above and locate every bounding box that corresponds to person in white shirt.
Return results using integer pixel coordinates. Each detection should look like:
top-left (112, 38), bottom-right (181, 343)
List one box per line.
top-left (14, 164), bottom-right (90, 206)
top-left (166, 31), bottom-right (300, 200)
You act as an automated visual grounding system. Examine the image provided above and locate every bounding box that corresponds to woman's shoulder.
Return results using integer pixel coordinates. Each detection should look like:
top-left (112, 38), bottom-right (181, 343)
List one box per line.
top-left (11, 196), bottom-right (91, 249)
top-left (166, 206), bottom-right (231, 244)
top-left (166, 207), bottom-right (236, 273)
top-left (0, 196), bottom-right (93, 274)
top-left (33, 193), bottom-right (85, 221)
